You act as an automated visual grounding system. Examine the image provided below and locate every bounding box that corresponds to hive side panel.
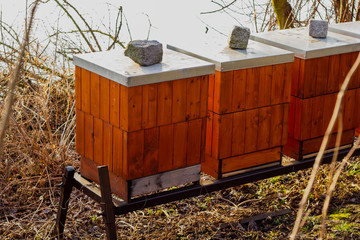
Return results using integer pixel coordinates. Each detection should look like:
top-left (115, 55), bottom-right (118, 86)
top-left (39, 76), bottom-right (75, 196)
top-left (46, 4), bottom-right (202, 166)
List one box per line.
top-left (127, 86), bottom-right (143, 132)
top-left (343, 89), bottom-right (356, 130)
top-left (172, 79), bottom-right (187, 123)
top-left (75, 109), bottom-right (85, 155)
top-left (257, 106), bottom-right (271, 150)
top-left (244, 108), bottom-right (259, 153)
top-left (315, 56), bottom-right (329, 96)
top-left (200, 117), bottom-right (207, 163)
top-left (205, 112), bottom-right (214, 157)
top-left (297, 58), bottom-right (305, 98)
top-left (142, 84), bottom-right (158, 129)
top-left (291, 58), bottom-right (301, 97)
top-left (288, 97), bottom-right (296, 138)
top-left (200, 75), bottom-right (209, 118)
top-left (109, 81), bottom-right (120, 128)
top-left (186, 77), bottom-right (201, 120)
top-left (103, 122), bottom-right (113, 171)
top-left (93, 117), bottom-right (103, 165)
top-left (214, 71), bottom-right (233, 114)
top-left (187, 119), bottom-right (202, 166)
top-left (218, 113), bottom-right (233, 159)
top-left (340, 53), bottom-right (355, 89)
top-left (84, 113), bottom-right (94, 160)
top-left (299, 98), bottom-right (312, 141)
top-left (158, 124), bottom-right (174, 172)
top-left (157, 82), bottom-right (173, 126)
top-left (246, 68), bottom-right (259, 109)
top-left (126, 130), bottom-right (144, 180)
top-left (208, 74), bottom-right (215, 112)
top-left (173, 121), bottom-right (188, 169)
top-left (271, 64), bottom-right (285, 105)
top-left (75, 66), bottom-right (82, 109)
top-left (90, 72), bottom-right (100, 118)
top-left (269, 104), bottom-right (283, 147)
top-left (232, 69), bottom-right (247, 111)
top-left (258, 65), bottom-right (272, 108)
top-left (303, 58), bottom-right (318, 98)
top-left (120, 85), bottom-right (128, 131)
top-left (352, 52), bottom-right (360, 88)
top-left (310, 96), bottom-right (325, 139)
top-left (99, 77), bottom-right (110, 122)
top-left (81, 68), bottom-right (91, 113)
top-left (231, 111), bottom-right (246, 156)
top-left (283, 63), bottom-right (292, 103)
top-left (143, 127), bottom-right (159, 176)
top-left (112, 126), bottom-right (123, 177)
top-left (328, 54), bottom-right (341, 93)
top-left (282, 103), bottom-right (290, 146)
top-left (322, 93), bottom-right (338, 134)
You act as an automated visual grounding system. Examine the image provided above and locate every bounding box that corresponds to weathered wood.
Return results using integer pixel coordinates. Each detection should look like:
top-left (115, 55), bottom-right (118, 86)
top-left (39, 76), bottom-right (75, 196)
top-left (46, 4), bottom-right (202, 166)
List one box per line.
top-left (90, 72), bottom-right (100, 118)
top-left (93, 117), bottom-right (104, 165)
top-left (81, 68), bottom-right (91, 113)
top-left (75, 66), bottom-right (82, 109)
top-left (172, 79), bottom-right (187, 123)
top-left (157, 81), bottom-right (172, 126)
top-left (158, 124), bottom-right (174, 172)
top-left (99, 76), bottom-right (110, 122)
top-left (84, 113), bottom-right (94, 160)
top-left (130, 164), bottom-right (200, 197)
top-left (142, 84), bottom-right (158, 128)
top-left (109, 81), bottom-right (120, 128)
top-left (173, 121), bottom-right (188, 169)
top-left (186, 77), bottom-right (201, 120)
top-left (187, 119), bottom-right (202, 166)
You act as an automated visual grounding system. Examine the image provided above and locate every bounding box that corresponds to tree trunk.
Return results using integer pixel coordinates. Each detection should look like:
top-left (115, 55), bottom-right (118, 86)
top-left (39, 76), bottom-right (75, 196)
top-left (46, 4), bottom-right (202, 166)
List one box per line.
top-left (272, 0), bottom-right (295, 29)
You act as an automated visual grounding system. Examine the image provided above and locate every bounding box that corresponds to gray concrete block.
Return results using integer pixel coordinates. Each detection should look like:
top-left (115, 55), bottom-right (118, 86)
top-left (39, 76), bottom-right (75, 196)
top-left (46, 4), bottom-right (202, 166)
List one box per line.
top-left (124, 40), bottom-right (163, 66)
top-left (228, 26), bottom-right (250, 49)
top-left (309, 20), bottom-right (328, 38)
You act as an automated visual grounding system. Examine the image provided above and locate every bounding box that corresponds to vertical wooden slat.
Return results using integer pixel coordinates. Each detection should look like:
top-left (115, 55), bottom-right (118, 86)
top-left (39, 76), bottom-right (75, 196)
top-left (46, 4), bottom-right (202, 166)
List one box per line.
top-left (109, 81), bottom-right (120, 128)
top-left (303, 58), bottom-right (318, 98)
top-left (293, 97), bottom-right (301, 140)
top-left (187, 119), bottom-right (202, 166)
top-left (232, 69), bottom-right (247, 111)
top-left (218, 114), bottom-right (233, 159)
top-left (120, 85), bottom-right (128, 131)
top-left (211, 113), bottom-right (220, 159)
top-left (205, 112), bottom-right (213, 157)
top-left (291, 58), bottom-right (301, 97)
top-left (75, 66), bottom-right (81, 109)
top-left (200, 117), bottom-right (207, 163)
top-left (99, 77), bottom-right (110, 123)
top-left (299, 98), bottom-right (312, 140)
top-left (157, 81), bottom-right (173, 126)
top-left (258, 65), bottom-right (272, 107)
top-left (200, 75), bottom-right (209, 118)
top-left (271, 64), bottom-right (285, 105)
top-left (322, 93), bottom-right (337, 134)
top-left (128, 86), bottom-right (143, 132)
top-left (288, 97), bottom-right (296, 138)
top-left (112, 126), bottom-right (123, 177)
top-left (297, 59), bottom-right (306, 98)
top-left (158, 124), bottom-right (174, 172)
top-left (84, 113), bottom-right (94, 160)
top-left (352, 52), bottom-right (360, 88)
top-left (343, 89), bottom-right (356, 130)
top-left (208, 74), bottom-right (215, 112)
top-left (81, 69), bottom-right (91, 113)
top-left (90, 72), bottom-right (100, 118)
top-left (103, 122), bottom-right (113, 171)
top-left (315, 56), bottom-right (329, 96)
top-left (340, 53), bottom-right (355, 89)
top-left (75, 109), bottom-right (85, 155)
top-left (270, 104), bottom-right (283, 147)
top-left (328, 54), bottom-right (341, 93)
top-left (172, 79), bottom-right (187, 123)
top-left (214, 71), bottom-right (233, 114)
top-left (122, 131), bottom-right (128, 179)
top-left (93, 117), bottom-right (103, 165)
top-left (310, 96), bottom-right (325, 138)
top-left (355, 88), bottom-right (360, 127)
top-left (282, 103), bottom-right (290, 146)
top-left (257, 106), bottom-right (271, 150)
top-left (231, 111), bottom-right (246, 156)
top-left (186, 77), bottom-right (201, 120)
top-left (283, 63), bottom-right (292, 103)
top-left (244, 109), bottom-right (259, 153)
top-left (142, 84), bottom-right (158, 128)
top-left (173, 121), bottom-right (188, 169)
top-left (127, 130), bottom-right (144, 180)
top-left (246, 67), bottom-right (259, 109)
top-left (143, 127), bottom-right (159, 176)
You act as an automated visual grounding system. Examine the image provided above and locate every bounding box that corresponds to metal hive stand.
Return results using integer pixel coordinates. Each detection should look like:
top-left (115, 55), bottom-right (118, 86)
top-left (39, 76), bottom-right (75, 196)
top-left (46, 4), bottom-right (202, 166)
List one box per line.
top-left (53, 147), bottom-right (359, 240)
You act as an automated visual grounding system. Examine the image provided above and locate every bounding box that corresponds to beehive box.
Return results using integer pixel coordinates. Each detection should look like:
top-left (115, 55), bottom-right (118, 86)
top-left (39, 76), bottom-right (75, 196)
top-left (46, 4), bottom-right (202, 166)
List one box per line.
top-left (73, 49), bottom-right (214, 200)
top-left (252, 27), bottom-right (360, 160)
top-left (329, 21), bottom-right (360, 136)
top-left (168, 38), bottom-right (294, 178)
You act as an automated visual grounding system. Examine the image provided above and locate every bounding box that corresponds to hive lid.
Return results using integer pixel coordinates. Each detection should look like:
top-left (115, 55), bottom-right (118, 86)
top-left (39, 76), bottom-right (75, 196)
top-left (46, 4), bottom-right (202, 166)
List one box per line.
top-left (167, 36), bottom-right (294, 72)
top-left (328, 21), bottom-right (360, 39)
top-left (251, 27), bottom-right (360, 59)
top-left (73, 49), bottom-right (215, 87)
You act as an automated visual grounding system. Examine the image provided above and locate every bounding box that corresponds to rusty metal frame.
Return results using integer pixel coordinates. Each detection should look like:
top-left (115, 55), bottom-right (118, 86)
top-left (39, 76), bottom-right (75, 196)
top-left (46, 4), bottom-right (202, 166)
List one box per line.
top-left (53, 147), bottom-right (360, 240)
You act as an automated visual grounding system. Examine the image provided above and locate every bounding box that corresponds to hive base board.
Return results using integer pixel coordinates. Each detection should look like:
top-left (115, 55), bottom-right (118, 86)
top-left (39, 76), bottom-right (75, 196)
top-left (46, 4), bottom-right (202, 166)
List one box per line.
top-left (80, 157), bottom-right (200, 202)
top-left (283, 129), bottom-right (354, 161)
top-left (202, 147), bottom-right (282, 179)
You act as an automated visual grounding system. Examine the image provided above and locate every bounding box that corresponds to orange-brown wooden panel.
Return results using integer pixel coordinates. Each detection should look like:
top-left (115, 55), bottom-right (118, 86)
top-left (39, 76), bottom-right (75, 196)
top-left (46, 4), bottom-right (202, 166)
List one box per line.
top-left (322, 93), bottom-right (337, 134)
top-left (343, 89), bottom-right (356, 130)
top-left (271, 64), bottom-right (284, 105)
top-left (157, 81), bottom-right (173, 126)
top-left (340, 52), bottom-right (355, 89)
top-left (208, 74), bottom-right (215, 112)
top-left (90, 72), bottom-right (100, 118)
top-left (75, 66), bottom-right (81, 109)
top-left (205, 112), bottom-right (213, 157)
top-left (99, 77), bottom-right (110, 123)
top-left (291, 57), bottom-right (301, 97)
top-left (142, 84), bottom-right (158, 129)
top-left (222, 147), bottom-right (281, 173)
top-left (297, 58), bottom-right (306, 98)
top-left (126, 130), bottom-right (144, 180)
top-left (93, 117), bottom-right (103, 165)
top-left (244, 108), bottom-right (259, 153)
top-left (269, 104), bottom-right (283, 147)
top-left (81, 68), bottom-right (91, 113)
top-left (257, 106), bottom-right (271, 150)
top-left (293, 97), bottom-right (302, 140)
top-left (246, 67), bottom-right (259, 109)
top-left (283, 137), bottom-right (301, 160)
top-left (310, 95), bottom-right (325, 139)
top-left (112, 126), bottom-right (123, 177)
top-left (200, 76), bottom-right (209, 118)
top-left (327, 54), bottom-right (341, 94)
top-left (120, 85), bottom-right (128, 131)
top-left (352, 52), bottom-right (360, 88)
top-left (202, 155), bottom-right (220, 179)
top-left (75, 109), bottom-right (85, 155)
top-left (187, 119), bottom-right (202, 166)
top-left (214, 70), bottom-right (233, 114)
top-left (158, 124), bottom-right (174, 172)
top-left (127, 86), bottom-right (143, 132)
top-left (122, 131), bottom-right (128, 179)
top-left (294, 98), bottom-right (312, 141)
top-left (143, 127), bottom-right (159, 176)
top-left (172, 79), bottom-right (187, 123)
top-left (211, 112), bottom-right (220, 159)
top-left (217, 113), bottom-right (233, 159)
top-left (288, 97), bottom-right (296, 138)
top-left (258, 65), bottom-right (272, 108)
top-left (303, 58), bottom-right (318, 98)
top-left (186, 77), bottom-right (201, 120)
top-left (232, 69), bottom-right (247, 111)
top-left (356, 88), bottom-right (360, 127)
top-left (173, 121), bottom-right (188, 169)
top-left (109, 80), bottom-right (120, 128)
top-left (200, 118), bottom-right (207, 163)
top-left (315, 56), bottom-right (329, 96)
top-left (282, 103), bottom-right (290, 146)
top-left (231, 111), bottom-right (246, 156)
top-left (84, 112), bottom-right (94, 160)
top-left (103, 122), bottom-right (113, 171)
top-left (282, 63), bottom-right (292, 103)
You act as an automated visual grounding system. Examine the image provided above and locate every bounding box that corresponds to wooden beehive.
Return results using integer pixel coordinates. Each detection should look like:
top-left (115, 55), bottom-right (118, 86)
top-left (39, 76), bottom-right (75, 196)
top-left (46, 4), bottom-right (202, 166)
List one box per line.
top-left (329, 21), bottom-right (360, 137)
top-left (252, 27), bottom-right (360, 160)
top-left (168, 38), bottom-right (294, 178)
top-left (74, 49), bottom-right (214, 200)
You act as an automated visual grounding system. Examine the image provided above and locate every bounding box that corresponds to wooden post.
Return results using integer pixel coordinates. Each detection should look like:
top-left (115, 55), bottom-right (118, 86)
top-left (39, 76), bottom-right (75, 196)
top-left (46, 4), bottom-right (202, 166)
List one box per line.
top-left (98, 166), bottom-right (117, 240)
top-left (53, 166), bottom-right (75, 239)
